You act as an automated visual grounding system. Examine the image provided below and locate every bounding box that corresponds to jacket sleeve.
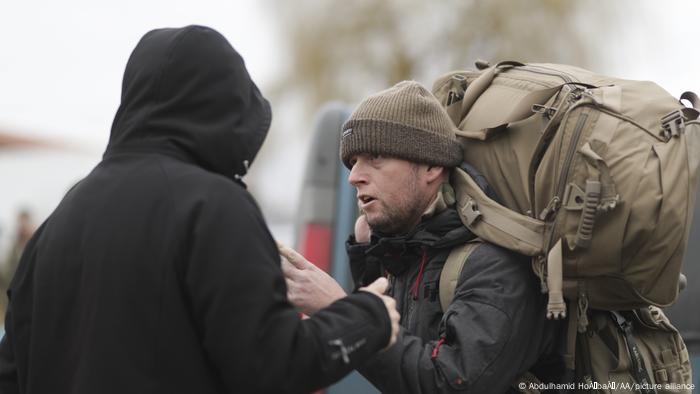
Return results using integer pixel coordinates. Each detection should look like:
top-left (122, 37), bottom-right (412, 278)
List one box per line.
top-left (0, 305), bottom-right (19, 394)
top-left (182, 186), bottom-right (391, 394)
top-left (0, 222), bottom-right (46, 394)
top-left (357, 244), bottom-right (551, 394)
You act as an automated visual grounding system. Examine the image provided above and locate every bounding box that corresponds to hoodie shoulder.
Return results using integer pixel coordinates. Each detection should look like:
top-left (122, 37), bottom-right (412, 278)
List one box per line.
top-left (163, 158), bottom-right (257, 206)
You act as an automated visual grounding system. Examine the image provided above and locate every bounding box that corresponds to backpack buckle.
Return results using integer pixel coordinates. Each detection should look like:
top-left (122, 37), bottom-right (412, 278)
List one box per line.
top-left (532, 104), bottom-right (557, 119)
top-left (463, 199), bottom-right (482, 226)
top-left (661, 110), bottom-right (685, 139)
top-left (474, 59), bottom-right (491, 70)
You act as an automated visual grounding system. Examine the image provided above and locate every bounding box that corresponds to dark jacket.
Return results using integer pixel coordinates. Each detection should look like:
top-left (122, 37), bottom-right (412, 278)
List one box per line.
top-left (348, 206), bottom-right (564, 393)
top-left (0, 25), bottom-right (391, 394)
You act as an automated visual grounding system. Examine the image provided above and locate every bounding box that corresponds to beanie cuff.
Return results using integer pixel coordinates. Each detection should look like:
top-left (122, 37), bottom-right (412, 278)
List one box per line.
top-left (340, 119), bottom-right (463, 169)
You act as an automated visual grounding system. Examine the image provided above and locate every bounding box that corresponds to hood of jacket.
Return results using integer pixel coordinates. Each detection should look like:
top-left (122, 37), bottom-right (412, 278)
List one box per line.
top-left (105, 25), bottom-right (271, 182)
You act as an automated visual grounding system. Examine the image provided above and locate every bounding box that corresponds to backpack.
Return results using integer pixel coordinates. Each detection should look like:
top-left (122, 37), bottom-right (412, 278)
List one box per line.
top-left (432, 61), bottom-right (699, 392)
top-left (440, 240), bottom-right (692, 394)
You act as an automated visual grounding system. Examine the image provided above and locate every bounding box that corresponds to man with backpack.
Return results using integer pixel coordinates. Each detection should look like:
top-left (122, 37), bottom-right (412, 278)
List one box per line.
top-left (282, 80), bottom-right (564, 393)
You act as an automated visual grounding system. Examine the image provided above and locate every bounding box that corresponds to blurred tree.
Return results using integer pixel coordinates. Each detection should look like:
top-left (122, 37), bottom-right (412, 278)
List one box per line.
top-left (267, 0), bottom-right (615, 114)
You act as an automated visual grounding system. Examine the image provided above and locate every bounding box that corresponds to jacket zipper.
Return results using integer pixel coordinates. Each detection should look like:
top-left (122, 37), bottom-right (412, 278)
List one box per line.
top-left (405, 280), bottom-right (415, 330)
top-left (400, 267), bottom-right (413, 329)
top-left (404, 248), bottom-right (429, 330)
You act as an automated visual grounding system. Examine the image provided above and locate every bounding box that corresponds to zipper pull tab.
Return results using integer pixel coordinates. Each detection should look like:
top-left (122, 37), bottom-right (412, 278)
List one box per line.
top-left (534, 256), bottom-right (548, 294)
top-left (577, 293), bottom-right (589, 333)
top-left (446, 74), bottom-right (467, 106)
top-left (568, 87), bottom-right (586, 103)
top-left (538, 196), bottom-right (561, 221)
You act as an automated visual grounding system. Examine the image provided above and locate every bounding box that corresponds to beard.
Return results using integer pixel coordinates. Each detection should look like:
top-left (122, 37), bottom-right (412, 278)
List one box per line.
top-left (366, 200), bottom-right (423, 235)
top-left (365, 185), bottom-right (432, 235)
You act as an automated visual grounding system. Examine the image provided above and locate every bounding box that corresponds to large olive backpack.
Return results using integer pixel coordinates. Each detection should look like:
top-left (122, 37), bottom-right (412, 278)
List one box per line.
top-left (433, 61), bottom-right (698, 392)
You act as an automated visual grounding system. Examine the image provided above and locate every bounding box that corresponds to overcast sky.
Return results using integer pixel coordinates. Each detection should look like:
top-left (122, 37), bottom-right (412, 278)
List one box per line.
top-left (0, 0), bottom-right (287, 251)
top-left (0, 1), bottom-right (278, 147)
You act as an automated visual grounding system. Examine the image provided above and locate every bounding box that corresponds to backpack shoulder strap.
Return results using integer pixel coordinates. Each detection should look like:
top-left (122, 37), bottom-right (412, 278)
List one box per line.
top-left (438, 239), bottom-right (549, 393)
top-left (439, 239), bottom-right (483, 312)
top-left (451, 167), bottom-right (545, 257)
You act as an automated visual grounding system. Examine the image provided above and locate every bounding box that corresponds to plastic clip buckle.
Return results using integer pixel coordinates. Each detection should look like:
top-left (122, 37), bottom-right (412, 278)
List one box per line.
top-left (463, 199), bottom-right (482, 226)
top-left (532, 104), bottom-right (557, 119)
top-left (661, 110), bottom-right (685, 140)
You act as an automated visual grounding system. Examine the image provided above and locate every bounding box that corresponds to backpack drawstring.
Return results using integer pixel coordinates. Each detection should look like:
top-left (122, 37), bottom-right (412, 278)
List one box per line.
top-left (411, 247), bottom-right (428, 300)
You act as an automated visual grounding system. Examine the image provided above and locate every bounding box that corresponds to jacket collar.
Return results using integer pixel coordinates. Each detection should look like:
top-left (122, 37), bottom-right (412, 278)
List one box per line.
top-left (364, 185), bottom-right (474, 275)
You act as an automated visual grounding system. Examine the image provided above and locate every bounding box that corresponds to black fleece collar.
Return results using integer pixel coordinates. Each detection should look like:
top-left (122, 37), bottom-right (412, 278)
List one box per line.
top-left (364, 208), bottom-right (474, 275)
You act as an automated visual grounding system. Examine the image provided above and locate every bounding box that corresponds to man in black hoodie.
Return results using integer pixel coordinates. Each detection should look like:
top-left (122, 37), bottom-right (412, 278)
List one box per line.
top-left (0, 25), bottom-right (399, 394)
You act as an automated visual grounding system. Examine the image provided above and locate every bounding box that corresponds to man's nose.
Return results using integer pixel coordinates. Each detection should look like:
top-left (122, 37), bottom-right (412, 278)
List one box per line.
top-left (348, 163), bottom-right (366, 187)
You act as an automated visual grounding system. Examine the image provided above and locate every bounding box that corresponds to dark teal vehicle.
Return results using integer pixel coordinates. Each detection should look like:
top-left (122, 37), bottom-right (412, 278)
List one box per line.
top-left (295, 104), bottom-right (699, 393)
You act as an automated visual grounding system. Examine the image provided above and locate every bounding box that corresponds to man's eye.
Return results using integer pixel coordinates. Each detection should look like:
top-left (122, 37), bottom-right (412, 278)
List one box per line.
top-left (369, 154), bottom-right (381, 161)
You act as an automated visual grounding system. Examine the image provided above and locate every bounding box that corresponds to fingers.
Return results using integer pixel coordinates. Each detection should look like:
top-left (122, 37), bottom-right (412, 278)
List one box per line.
top-left (278, 242), bottom-right (313, 270)
top-left (359, 277), bottom-right (388, 295)
top-left (279, 240), bottom-right (397, 347)
top-left (384, 296), bottom-right (400, 348)
top-left (358, 277), bottom-right (399, 349)
top-left (284, 274), bottom-right (307, 312)
top-left (354, 214), bottom-right (371, 243)
top-left (280, 256), bottom-right (300, 280)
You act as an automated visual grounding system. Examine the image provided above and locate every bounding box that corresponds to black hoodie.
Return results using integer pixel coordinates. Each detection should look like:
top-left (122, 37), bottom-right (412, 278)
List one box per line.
top-left (0, 26), bottom-right (391, 394)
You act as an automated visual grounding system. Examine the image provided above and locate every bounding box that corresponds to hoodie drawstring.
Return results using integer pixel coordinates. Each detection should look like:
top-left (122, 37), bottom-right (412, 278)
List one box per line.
top-left (411, 247), bottom-right (428, 300)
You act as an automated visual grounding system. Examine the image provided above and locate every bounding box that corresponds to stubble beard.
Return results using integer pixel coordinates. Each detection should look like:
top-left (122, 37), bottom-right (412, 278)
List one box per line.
top-left (366, 187), bottom-right (431, 236)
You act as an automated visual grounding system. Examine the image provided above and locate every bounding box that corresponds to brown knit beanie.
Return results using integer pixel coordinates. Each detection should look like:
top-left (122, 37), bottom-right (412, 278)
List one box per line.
top-left (340, 80), bottom-right (463, 169)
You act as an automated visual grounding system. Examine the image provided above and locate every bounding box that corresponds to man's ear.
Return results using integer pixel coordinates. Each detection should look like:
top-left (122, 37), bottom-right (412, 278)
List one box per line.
top-left (424, 165), bottom-right (447, 184)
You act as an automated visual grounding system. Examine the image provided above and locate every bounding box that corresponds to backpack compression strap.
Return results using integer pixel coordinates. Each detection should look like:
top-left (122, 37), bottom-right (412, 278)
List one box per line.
top-left (439, 240), bottom-right (483, 312)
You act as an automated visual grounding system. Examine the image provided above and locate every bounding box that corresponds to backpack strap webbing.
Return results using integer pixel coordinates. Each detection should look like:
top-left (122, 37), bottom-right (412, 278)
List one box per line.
top-left (439, 240), bottom-right (482, 312)
top-left (611, 311), bottom-right (656, 394)
top-left (451, 167), bottom-right (545, 257)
